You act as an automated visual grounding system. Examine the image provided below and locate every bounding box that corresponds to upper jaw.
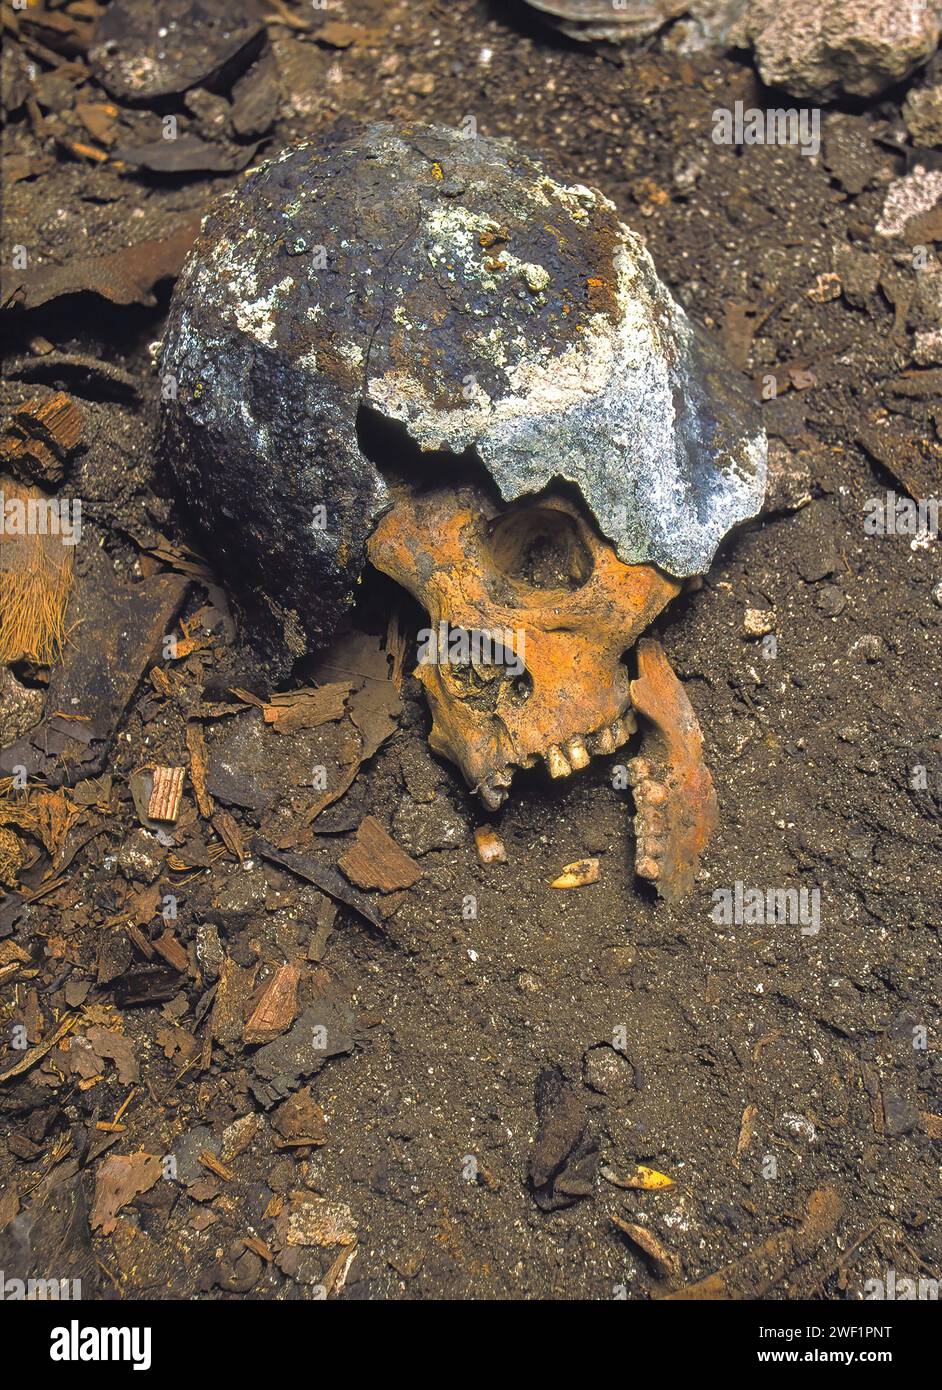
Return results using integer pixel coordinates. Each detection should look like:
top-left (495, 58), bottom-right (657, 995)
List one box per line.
top-left (473, 706), bottom-right (638, 809)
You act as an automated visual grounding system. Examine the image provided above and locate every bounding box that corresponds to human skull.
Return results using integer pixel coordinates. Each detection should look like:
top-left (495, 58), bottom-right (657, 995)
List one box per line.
top-left (367, 480), bottom-right (679, 808)
top-left (160, 121), bottom-right (764, 892)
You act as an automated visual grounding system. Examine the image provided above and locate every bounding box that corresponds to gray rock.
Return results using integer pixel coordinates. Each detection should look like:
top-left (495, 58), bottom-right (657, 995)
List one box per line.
top-left (251, 1001), bottom-right (355, 1108)
top-left (903, 84), bottom-right (942, 147)
top-left (524, 0), bottom-right (688, 43)
top-left (116, 829), bottom-right (165, 884)
top-left (746, 0), bottom-right (941, 101)
top-left (392, 797), bottom-right (467, 856)
top-left (0, 667), bottom-right (43, 748)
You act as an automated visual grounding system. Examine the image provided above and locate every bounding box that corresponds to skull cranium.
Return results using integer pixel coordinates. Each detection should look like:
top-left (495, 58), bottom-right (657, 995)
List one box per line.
top-left (368, 479), bottom-right (679, 809)
top-left (160, 120), bottom-right (764, 898)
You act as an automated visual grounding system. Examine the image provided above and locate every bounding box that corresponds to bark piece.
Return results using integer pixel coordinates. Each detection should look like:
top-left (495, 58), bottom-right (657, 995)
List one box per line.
top-left (338, 816), bottom-right (421, 893)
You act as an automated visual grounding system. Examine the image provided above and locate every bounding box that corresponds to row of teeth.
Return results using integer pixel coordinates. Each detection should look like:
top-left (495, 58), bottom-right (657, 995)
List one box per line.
top-left (626, 754), bottom-right (670, 882)
top-left (476, 711), bottom-right (638, 809)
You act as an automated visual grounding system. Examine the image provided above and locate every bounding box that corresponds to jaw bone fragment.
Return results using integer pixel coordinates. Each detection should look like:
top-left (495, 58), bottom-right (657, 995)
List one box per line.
top-left (627, 638), bottom-right (719, 903)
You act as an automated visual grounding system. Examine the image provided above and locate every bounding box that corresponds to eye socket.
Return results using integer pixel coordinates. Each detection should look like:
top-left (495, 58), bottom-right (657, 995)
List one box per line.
top-left (508, 669), bottom-right (533, 704)
top-left (487, 506), bottom-right (594, 592)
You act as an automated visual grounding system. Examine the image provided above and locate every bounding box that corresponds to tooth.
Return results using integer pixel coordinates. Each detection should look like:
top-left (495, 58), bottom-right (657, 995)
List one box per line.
top-left (491, 767), bottom-right (513, 788)
top-left (641, 779), bottom-right (668, 805)
top-left (610, 717), bottom-right (633, 748)
top-left (626, 756), bottom-right (649, 786)
top-left (636, 855), bottom-right (660, 880)
top-left (546, 745), bottom-right (572, 778)
top-left (565, 735), bottom-right (590, 769)
top-left (591, 726), bottom-right (616, 755)
top-left (478, 779), bottom-right (506, 810)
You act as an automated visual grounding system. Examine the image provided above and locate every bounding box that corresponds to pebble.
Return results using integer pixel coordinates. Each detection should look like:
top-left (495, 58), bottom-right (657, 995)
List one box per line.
top-left (743, 607), bottom-right (775, 638)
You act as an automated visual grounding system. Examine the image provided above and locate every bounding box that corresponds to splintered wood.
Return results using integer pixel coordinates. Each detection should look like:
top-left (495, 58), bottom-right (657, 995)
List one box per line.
top-left (338, 816), bottom-right (421, 892)
top-left (2, 391), bottom-right (84, 484)
top-left (244, 961), bottom-right (301, 1045)
top-left (147, 766), bottom-right (185, 822)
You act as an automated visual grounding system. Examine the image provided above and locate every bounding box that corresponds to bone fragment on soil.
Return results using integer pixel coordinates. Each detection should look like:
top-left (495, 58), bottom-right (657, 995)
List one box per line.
top-left (628, 638), bottom-right (719, 902)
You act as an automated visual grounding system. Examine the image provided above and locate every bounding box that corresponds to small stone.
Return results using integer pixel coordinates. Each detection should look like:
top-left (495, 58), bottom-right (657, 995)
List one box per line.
top-left (914, 328), bottom-right (942, 367)
top-left (116, 829), bottom-right (165, 884)
top-left (851, 634), bottom-right (884, 662)
top-left (583, 1044), bottom-right (634, 1096)
top-left (213, 865), bottom-right (270, 924)
top-left (806, 272), bottom-right (842, 304)
top-left (764, 441), bottom-right (813, 515)
top-left (221, 1113), bottom-right (260, 1162)
top-left (196, 922), bottom-right (225, 979)
top-left (406, 72), bottom-right (436, 96)
top-left (903, 84), bottom-right (942, 148)
top-left (832, 245), bottom-right (881, 308)
top-left (815, 584), bottom-right (846, 616)
top-left (521, 262), bottom-right (550, 293)
top-left (743, 608), bottom-right (775, 638)
top-left (932, 580), bottom-right (942, 608)
top-left (392, 798), bottom-right (466, 856)
top-left (780, 1112), bottom-right (816, 1143)
top-left (746, 0), bottom-right (941, 100)
top-left (603, 945), bottom-right (637, 975)
top-left (0, 666), bottom-right (44, 746)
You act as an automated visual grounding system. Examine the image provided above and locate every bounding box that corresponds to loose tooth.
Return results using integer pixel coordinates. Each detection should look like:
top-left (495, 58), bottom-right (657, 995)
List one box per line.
top-left (551, 857), bottom-right (600, 889)
top-left (475, 826), bottom-right (507, 864)
top-left (565, 735), bottom-right (590, 769)
top-left (592, 726), bottom-right (616, 755)
top-left (636, 855), bottom-right (660, 880)
top-left (546, 745), bottom-right (572, 778)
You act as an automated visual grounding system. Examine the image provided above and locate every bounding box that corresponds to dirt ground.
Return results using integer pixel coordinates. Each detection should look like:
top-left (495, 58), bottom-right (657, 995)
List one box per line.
top-left (1, 0), bottom-right (940, 1301)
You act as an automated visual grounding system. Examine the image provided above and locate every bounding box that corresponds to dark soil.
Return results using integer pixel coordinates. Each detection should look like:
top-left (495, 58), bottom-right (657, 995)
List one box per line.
top-left (1, 0), bottom-right (939, 1301)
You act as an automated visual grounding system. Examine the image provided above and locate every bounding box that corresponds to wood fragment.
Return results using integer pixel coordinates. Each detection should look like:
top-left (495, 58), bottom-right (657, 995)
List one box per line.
top-left (147, 766), bottom-right (185, 822)
top-left (663, 1186), bottom-right (842, 1300)
top-left (243, 960), bottom-right (301, 1045)
top-left (0, 479), bottom-right (74, 663)
top-left (735, 1103), bottom-right (758, 1163)
top-left (0, 1012), bottom-right (78, 1083)
top-left (253, 837), bottom-right (385, 930)
top-left (185, 723), bottom-right (214, 818)
top-left (152, 929), bottom-right (190, 974)
top-left (612, 1216), bottom-right (681, 1281)
top-left (262, 682), bottom-right (351, 734)
top-left (199, 1150), bottom-right (235, 1182)
top-left (338, 816), bottom-right (421, 892)
top-left (91, 1152), bottom-right (162, 1235)
top-left (212, 808), bottom-right (246, 863)
top-left (9, 390), bottom-right (84, 457)
top-left (243, 1235), bottom-right (274, 1263)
